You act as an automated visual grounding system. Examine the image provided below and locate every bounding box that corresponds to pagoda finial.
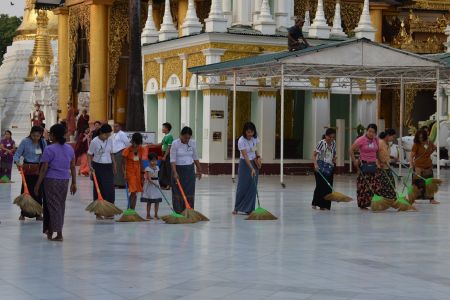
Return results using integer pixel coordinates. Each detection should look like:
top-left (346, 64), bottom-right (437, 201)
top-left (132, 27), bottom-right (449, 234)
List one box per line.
top-left (354, 0), bottom-right (376, 41)
top-left (205, 0), bottom-right (227, 33)
top-left (158, 0), bottom-right (178, 41)
top-left (331, 1), bottom-right (346, 37)
top-left (181, 0), bottom-right (202, 36)
top-left (254, 0), bottom-right (276, 35)
top-left (308, 0), bottom-right (330, 39)
top-left (142, 0), bottom-right (159, 44)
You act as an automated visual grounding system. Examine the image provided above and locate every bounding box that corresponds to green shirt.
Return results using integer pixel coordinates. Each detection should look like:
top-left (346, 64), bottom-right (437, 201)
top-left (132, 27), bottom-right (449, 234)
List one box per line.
top-left (162, 134), bottom-right (173, 152)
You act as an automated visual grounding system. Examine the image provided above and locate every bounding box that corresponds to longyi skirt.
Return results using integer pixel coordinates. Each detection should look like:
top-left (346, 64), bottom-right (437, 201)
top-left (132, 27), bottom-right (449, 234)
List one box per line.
top-left (234, 159), bottom-right (259, 214)
top-left (171, 164), bottom-right (196, 214)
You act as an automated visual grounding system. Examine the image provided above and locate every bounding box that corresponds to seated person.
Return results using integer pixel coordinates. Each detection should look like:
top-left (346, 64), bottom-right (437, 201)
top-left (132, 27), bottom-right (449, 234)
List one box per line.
top-left (288, 18), bottom-right (310, 51)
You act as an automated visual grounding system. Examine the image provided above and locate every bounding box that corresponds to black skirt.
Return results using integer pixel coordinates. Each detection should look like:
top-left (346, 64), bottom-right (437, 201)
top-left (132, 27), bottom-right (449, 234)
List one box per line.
top-left (312, 172), bottom-right (332, 209)
top-left (92, 162), bottom-right (115, 204)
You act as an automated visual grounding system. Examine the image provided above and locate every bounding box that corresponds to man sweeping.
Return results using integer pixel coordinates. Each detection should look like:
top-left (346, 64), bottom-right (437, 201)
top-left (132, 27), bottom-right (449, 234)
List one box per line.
top-left (288, 17), bottom-right (310, 52)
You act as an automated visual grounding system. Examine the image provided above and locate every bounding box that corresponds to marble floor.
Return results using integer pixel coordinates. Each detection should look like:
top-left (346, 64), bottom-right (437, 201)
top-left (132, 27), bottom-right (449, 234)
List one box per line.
top-left (0, 169), bottom-right (449, 300)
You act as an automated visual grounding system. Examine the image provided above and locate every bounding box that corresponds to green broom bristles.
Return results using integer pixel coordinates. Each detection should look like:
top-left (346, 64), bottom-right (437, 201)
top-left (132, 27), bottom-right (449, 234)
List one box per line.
top-left (393, 195), bottom-right (416, 212)
top-left (0, 175), bottom-right (11, 183)
top-left (246, 207), bottom-right (278, 220)
top-left (117, 209), bottom-right (146, 222)
top-left (324, 191), bottom-right (353, 202)
top-left (371, 194), bottom-right (393, 212)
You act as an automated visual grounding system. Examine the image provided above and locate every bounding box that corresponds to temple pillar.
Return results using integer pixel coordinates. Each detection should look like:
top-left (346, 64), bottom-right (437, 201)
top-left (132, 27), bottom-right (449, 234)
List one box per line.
top-left (275, 0), bottom-right (290, 31)
top-left (223, 0), bottom-right (232, 27)
top-left (233, 0), bottom-right (251, 26)
top-left (157, 92), bottom-right (167, 142)
top-left (255, 90), bottom-right (277, 161)
top-left (88, 0), bottom-right (112, 122)
top-left (201, 89), bottom-right (228, 163)
top-left (180, 90), bottom-right (190, 128)
top-left (303, 91), bottom-right (330, 156)
top-left (53, 7), bottom-right (69, 119)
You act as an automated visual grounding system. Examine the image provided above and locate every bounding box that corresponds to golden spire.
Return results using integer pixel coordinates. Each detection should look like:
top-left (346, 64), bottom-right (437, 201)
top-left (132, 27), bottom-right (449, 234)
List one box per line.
top-left (26, 10), bottom-right (54, 81)
top-left (14, 0), bottom-right (58, 41)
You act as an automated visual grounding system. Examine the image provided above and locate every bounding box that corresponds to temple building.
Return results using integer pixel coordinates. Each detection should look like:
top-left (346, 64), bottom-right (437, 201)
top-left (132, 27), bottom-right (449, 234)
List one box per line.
top-left (1, 0), bottom-right (450, 171)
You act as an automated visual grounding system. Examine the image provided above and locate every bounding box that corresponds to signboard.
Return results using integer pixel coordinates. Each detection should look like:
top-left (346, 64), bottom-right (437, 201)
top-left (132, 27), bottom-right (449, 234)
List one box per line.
top-left (35, 0), bottom-right (64, 9)
top-left (124, 132), bottom-right (157, 145)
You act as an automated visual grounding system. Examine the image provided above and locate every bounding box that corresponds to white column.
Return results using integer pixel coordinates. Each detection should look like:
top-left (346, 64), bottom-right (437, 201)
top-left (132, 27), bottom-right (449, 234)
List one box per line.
top-left (205, 0), bottom-right (228, 32)
top-left (254, 0), bottom-right (276, 35)
top-left (253, 0), bottom-right (261, 25)
top-left (201, 48), bottom-right (225, 83)
top-left (312, 93), bottom-right (331, 144)
top-left (255, 90), bottom-right (277, 162)
top-left (336, 119), bottom-right (345, 168)
top-left (302, 10), bottom-right (311, 36)
top-left (233, 0), bottom-right (252, 26)
top-left (181, 0), bottom-right (202, 36)
top-left (308, 0), bottom-right (330, 39)
top-left (275, 0), bottom-right (290, 31)
top-left (354, 0), bottom-right (376, 41)
top-left (155, 58), bottom-right (164, 90)
top-left (180, 90), bottom-right (190, 128)
top-left (223, 0), bottom-right (233, 27)
top-left (142, 0), bottom-right (159, 44)
top-left (157, 92), bottom-right (167, 142)
top-left (202, 89), bottom-right (228, 163)
top-left (159, 0), bottom-right (178, 41)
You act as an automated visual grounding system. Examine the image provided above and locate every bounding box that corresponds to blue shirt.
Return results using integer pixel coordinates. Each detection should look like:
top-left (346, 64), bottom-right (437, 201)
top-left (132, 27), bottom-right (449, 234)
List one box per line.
top-left (13, 137), bottom-right (47, 163)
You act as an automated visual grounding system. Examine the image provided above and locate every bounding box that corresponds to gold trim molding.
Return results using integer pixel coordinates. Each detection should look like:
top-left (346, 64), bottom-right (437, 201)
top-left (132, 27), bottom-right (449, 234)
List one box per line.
top-left (203, 89), bottom-right (229, 97)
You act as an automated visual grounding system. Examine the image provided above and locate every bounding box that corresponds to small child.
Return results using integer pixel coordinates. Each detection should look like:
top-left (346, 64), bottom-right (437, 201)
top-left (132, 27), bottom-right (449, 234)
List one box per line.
top-left (122, 133), bottom-right (144, 209)
top-left (141, 152), bottom-right (162, 219)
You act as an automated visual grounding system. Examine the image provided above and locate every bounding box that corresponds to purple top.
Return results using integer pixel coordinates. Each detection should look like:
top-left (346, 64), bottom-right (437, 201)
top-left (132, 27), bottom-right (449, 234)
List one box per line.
top-left (0, 138), bottom-right (15, 162)
top-left (41, 143), bottom-right (75, 180)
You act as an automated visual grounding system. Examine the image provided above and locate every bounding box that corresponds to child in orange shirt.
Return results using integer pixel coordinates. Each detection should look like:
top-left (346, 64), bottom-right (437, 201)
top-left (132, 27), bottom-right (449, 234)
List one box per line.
top-left (122, 133), bottom-right (144, 209)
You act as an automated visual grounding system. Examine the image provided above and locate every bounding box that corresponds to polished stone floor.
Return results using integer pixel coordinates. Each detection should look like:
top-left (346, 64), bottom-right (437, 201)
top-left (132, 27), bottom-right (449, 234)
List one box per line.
top-left (0, 168), bottom-right (449, 300)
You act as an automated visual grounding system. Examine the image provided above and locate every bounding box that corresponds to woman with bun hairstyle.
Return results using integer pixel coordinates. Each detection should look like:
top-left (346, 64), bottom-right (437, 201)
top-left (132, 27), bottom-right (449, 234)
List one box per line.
top-left (376, 129), bottom-right (397, 201)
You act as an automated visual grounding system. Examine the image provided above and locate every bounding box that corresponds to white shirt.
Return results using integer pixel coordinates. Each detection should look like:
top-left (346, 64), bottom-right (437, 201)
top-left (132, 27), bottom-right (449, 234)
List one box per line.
top-left (112, 130), bottom-right (130, 153)
top-left (88, 136), bottom-right (113, 164)
top-left (170, 139), bottom-right (199, 166)
top-left (238, 136), bottom-right (259, 160)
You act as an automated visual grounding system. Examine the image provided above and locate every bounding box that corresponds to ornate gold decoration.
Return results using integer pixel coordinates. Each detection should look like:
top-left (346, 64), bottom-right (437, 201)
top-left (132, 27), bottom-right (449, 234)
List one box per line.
top-left (309, 77), bottom-right (320, 88)
top-left (356, 79), bottom-right (367, 92)
top-left (203, 89), bottom-right (229, 97)
top-left (257, 78), bottom-right (267, 87)
top-left (143, 61), bottom-right (159, 88)
top-left (26, 10), bottom-right (53, 81)
top-left (181, 90), bottom-right (190, 98)
top-left (14, 0), bottom-right (58, 41)
top-left (312, 91), bottom-right (328, 99)
top-left (358, 93), bottom-right (376, 101)
top-left (163, 57), bottom-right (183, 87)
top-left (68, 4), bottom-right (90, 88)
top-left (325, 78), bottom-right (335, 89)
top-left (400, 0), bottom-right (450, 11)
top-left (157, 92), bottom-right (166, 99)
top-left (228, 91), bottom-right (251, 139)
top-left (258, 90), bottom-right (277, 98)
top-left (393, 85), bottom-right (420, 128)
top-left (109, 1), bottom-right (129, 91)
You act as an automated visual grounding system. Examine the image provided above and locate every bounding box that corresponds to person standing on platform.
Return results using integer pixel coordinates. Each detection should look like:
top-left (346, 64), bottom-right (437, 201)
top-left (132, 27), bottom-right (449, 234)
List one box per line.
top-left (13, 126), bottom-right (47, 220)
top-left (76, 109), bottom-right (90, 139)
top-left (312, 128), bottom-right (336, 211)
top-left (410, 129), bottom-right (439, 204)
top-left (350, 124), bottom-right (380, 210)
top-left (35, 124), bottom-right (76, 242)
top-left (233, 122), bottom-right (262, 215)
top-left (170, 127), bottom-right (202, 214)
top-left (142, 152), bottom-right (162, 220)
top-left (75, 127), bottom-right (91, 176)
top-left (288, 18), bottom-right (310, 52)
top-left (159, 122), bottom-right (173, 190)
top-left (0, 130), bottom-right (16, 181)
top-left (112, 123), bottom-right (130, 188)
top-left (31, 103), bottom-right (45, 127)
top-left (122, 133), bottom-right (144, 210)
top-left (87, 124), bottom-right (116, 220)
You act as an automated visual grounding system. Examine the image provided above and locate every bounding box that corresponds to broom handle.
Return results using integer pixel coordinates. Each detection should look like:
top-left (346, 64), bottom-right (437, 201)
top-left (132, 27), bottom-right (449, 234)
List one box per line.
top-left (125, 183), bottom-right (131, 209)
top-left (316, 170), bottom-right (334, 191)
top-left (19, 168), bottom-right (30, 195)
top-left (381, 169), bottom-right (400, 199)
top-left (92, 171), bottom-right (104, 201)
top-left (176, 179), bottom-right (192, 209)
top-left (156, 185), bottom-right (176, 213)
top-left (399, 163), bottom-right (427, 181)
top-left (251, 177), bottom-right (261, 208)
top-left (390, 166), bottom-right (412, 194)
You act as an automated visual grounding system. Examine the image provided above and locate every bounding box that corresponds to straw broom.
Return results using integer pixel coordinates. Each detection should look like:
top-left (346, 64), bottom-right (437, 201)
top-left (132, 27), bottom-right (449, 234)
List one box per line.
top-left (176, 179), bottom-right (209, 222)
top-left (158, 186), bottom-right (193, 224)
top-left (390, 167), bottom-right (417, 205)
top-left (383, 168), bottom-right (416, 212)
top-left (13, 170), bottom-right (42, 216)
top-left (117, 183), bottom-right (146, 222)
top-left (399, 163), bottom-right (442, 200)
top-left (85, 171), bottom-right (122, 217)
top-left (246, 177), bottom-right (277, 221)
top-left (316, 170), bottom-right (352, 202)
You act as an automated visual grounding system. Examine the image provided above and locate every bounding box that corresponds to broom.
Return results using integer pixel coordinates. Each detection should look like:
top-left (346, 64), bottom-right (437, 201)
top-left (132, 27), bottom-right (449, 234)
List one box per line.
top-left (176, 178), bottom-right (209, 222)
top-left (158, 186), bottom-right (193, 224)
top-left (390, 167), bottom-right (417, 204)
top-left (382, 169), bottom-right (416, 212)
top-left (85, 171), bottom-right (123, 217)
top-left (316, 170), bottom-right (352, 202)
top-left (246, 177), bottom-right (277, 220)
top-left (359, 170), bottom-right (393, 212)
top-left (13, 170), bottom-right (42, 216)
top-left (400, 163), bottom-right (442, 199)
top-left (117, 183), bottom-right (146, 222)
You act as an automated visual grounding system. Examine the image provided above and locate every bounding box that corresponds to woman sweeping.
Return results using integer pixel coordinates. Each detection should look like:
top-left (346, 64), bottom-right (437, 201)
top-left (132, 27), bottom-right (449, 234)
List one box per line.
top-left (170, 127), bottom-right (202, 214)
top-left (159, 122), bottom-right (173, 190)
top-left (350, 124), bottom-right (379, 210)
top-left (312, 128), bottom-right (336, 211)
top-left (74, 127), bottom-right (91, 176)
top-left (35, 124), bottom-right (76, 241)
top-left (233, 122), bottom-right (262, 215)
top-left (377, 129), bottom-right (397, 201)
top-left (122, 133), bottom-right (144, 210)
top-left (87, 124), bottom-right (116, 220)
top-left (0, 130), bottom-right (16, 181)
top-left (13, 126), bottom-right (47, 220)
top-left (410, 129), bottom-right (439, 204)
